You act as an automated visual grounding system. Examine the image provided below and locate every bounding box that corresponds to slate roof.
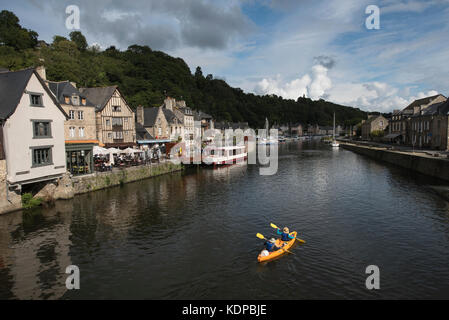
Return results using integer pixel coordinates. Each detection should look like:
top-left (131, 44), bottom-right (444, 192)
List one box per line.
top-left (419, 101), bottom-right (449, 116)
top-left (0, 68), bottom-right (67, 120)
top-left (162, 108), bottom-right (178, 124)
top-left (403, 94), bottom-right (445, 111)
top-left (141, 107), bottom-right (160, 127)
top-left (136, 122), bottom-right (154, 140)
top-left (79, 86), bottom-right (117, 111)
top-left (47, 81), bottom-right (94, 107)
top-left (193, 110), bottom-right (212, 121)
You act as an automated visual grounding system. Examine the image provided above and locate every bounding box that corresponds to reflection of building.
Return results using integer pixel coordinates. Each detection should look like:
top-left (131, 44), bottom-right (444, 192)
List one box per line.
top-left (80, 86), bottom-right (136, 148)
top-left (0, 68), bottom-right (68, 189)
top-left (0, 205), bottom-right (72, 299)
top-left (46, 79), bottom-right (98, 175)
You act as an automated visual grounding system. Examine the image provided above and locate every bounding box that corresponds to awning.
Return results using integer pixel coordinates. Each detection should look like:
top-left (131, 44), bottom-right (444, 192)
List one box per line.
top-left (137, 139), bottom-right (172, 144)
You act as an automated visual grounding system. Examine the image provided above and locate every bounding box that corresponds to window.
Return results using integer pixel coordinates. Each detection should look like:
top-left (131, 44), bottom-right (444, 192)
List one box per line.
top-left (32, 147), bottom-right (52, 167)
top-left (113, 131), bottom-right (123, 139)
top-left (69, 126), bottom-right (75, 137)
top-left (71, 96), bottom-right (79, 105)
top-left (108, 132), bottom-right (112, 138)
top-left (112, 117), bottom-right (123, 126)
top-left (78, 111), bottom-right (84, 120)
top-left (124, 117), bottom-right (128, 122)
top-left (81, 98), bottom-right (86, 105)
top-left (64, 97), bottom-right (70, 104)
top-left (29, 93), bottom-right (43, 107)
top-left (33, 121), bottom-right (51, 138)
top-left (69, 110), bottom-right (75, 120)
top-left (158, 128), bottom-right (162, 136)
top-left (112, 105), bottom-right (121, 112)
top-left (106, 119), bottom-right (110, 126)
top-left (79, 127), bottom-right (85, 137)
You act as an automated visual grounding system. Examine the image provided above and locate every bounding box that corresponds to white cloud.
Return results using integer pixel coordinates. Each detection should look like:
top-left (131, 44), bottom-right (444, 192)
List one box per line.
top-left (254, 64), bottom-right (333, 100)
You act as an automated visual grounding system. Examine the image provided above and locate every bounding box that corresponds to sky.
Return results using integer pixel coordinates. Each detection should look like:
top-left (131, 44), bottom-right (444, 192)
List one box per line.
top-left (3, 0), bottom-right (449, 112)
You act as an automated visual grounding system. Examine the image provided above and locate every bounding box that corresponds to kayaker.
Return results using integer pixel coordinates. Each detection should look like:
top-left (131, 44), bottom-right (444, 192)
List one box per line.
top-left (277, 227), bottom-right (295, 241)
top-left (264, 238), bottom-right (280, 252)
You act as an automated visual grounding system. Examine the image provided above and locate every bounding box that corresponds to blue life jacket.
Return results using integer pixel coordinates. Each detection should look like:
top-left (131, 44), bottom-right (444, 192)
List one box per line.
top-left (281, 232), bottom-right (291, 241)
top-left (265, 242), bottom-right (277, 252)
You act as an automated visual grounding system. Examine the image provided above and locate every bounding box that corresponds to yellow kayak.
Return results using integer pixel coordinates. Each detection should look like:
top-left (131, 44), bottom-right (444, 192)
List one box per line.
top-left (257, 231), bottom-right (297, 262)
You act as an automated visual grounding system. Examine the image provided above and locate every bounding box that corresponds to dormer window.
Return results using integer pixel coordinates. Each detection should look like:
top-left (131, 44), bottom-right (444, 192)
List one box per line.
top-left (71, 96), bottom-right (79, 106)
top-left (64, 96), bottom-right (70, 104)
top-left (81, 98), bottom-right (86, 105)
top-left (29, 93), bottom-right (43, 107)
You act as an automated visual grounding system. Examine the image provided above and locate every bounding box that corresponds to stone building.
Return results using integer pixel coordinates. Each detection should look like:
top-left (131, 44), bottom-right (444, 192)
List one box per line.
top-left (47, 80), bottom-right (98, 175)
top-left (388, 94), bottom-right (446, 144)
top-left (409, 100), bottom-right (449, 150)
top-left (79, 86), bottom-right (136, 148)
top-left (361, 115), bottom-right (388, 140)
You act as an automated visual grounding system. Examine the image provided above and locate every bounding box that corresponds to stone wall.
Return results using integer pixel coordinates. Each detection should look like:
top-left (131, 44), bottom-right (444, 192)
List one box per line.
top-left (0, 160), bottom-right (22, 214)
top-left (72, 162), bottom-right (182, 195)
top-left (341, 143), bottom-right (449, 181)
top-left (0, 161), bottom-right (182, 215)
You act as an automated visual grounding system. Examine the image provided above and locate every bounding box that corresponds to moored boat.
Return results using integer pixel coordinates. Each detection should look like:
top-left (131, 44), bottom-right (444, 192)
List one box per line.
top-left (202, 145), bottom-right (247, 166)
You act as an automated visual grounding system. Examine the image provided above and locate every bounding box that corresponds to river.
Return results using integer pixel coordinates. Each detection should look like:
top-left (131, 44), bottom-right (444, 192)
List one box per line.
top-left (1, 139), bottom-right (449, 299)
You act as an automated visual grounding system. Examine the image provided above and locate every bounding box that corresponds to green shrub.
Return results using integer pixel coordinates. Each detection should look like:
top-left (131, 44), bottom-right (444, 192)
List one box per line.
top-left (21, 193), bottom-right (43, 209)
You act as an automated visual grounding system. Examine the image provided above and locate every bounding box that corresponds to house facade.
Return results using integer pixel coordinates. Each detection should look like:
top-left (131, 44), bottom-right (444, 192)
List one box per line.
top-left (0, 68), bottom-right (67, 188)
top-left (80, 86), bottom-right (136, 148)
top-left (136, 106), bottom-right (171, 140)
top-left (389, 94), bottom-right (447, 145)
top-left (409, 100), bottom-right (449, 150)
top-left (361, 115), bottom-right (388, 140)
top-left (47, 80), bottom-right (97, 175)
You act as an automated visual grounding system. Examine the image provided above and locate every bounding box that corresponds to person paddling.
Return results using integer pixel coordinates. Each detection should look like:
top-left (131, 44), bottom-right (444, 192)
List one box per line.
top-left (277, 227), bottom-right (295, 242)
top-left (264, 238), bottom-right (280, 252)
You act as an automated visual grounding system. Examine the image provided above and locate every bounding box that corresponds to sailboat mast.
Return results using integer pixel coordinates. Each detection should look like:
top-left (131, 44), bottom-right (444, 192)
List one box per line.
top-left (333, 112), bottom-right (336, 140)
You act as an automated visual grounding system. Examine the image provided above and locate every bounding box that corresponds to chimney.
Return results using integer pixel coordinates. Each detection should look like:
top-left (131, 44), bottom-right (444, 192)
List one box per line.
top-left (36, 65), bottom-right (46, 80)
top-left (136, 106), bottom-right (144, 125)
top-left (164, 97), bottom-right (174, 111)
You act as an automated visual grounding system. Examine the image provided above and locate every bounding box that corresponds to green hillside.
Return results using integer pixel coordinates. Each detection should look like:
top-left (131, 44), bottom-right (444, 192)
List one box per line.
top-left (0, 10), bottom-right (366, 128)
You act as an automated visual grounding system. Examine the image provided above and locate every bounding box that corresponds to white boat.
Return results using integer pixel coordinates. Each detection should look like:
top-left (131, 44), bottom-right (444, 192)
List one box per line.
top-left (331, 112), bottom-right (339, 148)
top-left (202, 145), bottom-right (247, 166)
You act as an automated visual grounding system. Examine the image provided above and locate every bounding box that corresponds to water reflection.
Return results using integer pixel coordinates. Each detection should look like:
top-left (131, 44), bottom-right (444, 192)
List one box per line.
top-left (1, 141), bottom-right (449, 299)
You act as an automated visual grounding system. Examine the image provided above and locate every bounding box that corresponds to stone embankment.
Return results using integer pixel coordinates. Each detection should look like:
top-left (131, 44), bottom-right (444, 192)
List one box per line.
top-left (341, 142), bottom-right (449, 181)
top-left (0, 162), bottom-right (183, 215)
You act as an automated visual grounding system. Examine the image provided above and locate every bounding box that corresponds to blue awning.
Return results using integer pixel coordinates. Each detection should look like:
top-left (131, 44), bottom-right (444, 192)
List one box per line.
top-left (137, 139), bottom-right (173, 144)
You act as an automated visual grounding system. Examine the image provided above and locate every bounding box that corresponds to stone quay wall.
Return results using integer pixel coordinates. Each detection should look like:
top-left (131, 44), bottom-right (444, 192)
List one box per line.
top-left (341, 143), bottom-right (449, 182)
top-left (0, 162), bottom-right (183, 215)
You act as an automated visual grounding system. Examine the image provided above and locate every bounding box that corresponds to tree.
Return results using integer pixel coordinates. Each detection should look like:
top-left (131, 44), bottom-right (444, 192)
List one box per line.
top-left (0, 10), bottom-right (38, 50)
top-left (69, 31), bottom-right (88, 51)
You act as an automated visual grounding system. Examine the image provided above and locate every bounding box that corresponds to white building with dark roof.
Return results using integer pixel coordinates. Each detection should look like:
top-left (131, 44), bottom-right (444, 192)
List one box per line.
top-left (0, 68), bottom-right (68, 189)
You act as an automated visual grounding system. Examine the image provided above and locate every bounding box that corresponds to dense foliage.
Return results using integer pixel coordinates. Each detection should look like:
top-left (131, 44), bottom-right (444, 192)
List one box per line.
top-left (0, 10), bottom-right (367, 128)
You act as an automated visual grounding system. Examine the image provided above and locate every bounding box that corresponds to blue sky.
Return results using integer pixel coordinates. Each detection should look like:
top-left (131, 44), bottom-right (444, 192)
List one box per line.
top-left (2, 0), bottom-right (449, 112)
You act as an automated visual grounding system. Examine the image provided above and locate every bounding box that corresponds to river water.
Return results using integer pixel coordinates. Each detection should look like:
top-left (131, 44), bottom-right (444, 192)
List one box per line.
top-left (1, 139), bottom-right (449, 299)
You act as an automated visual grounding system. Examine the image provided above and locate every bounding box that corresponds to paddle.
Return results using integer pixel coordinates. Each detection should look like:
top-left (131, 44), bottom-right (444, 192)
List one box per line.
top-left (256, 233), bottom-right (294, 254)
top-left (270, 223), bottom-right (306, 244)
